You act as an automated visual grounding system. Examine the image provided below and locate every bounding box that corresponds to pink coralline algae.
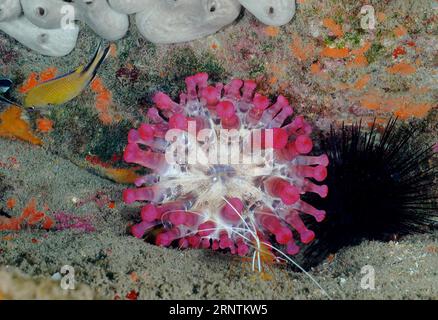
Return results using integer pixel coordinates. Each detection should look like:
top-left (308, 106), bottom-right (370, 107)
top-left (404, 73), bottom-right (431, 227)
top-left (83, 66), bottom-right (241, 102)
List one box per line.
top-left (54, 212), bottom-right (95, 233)
top-left (123, 73), bottom-right (328, 258)
top-left (433, 142), bottom-right (438, 153)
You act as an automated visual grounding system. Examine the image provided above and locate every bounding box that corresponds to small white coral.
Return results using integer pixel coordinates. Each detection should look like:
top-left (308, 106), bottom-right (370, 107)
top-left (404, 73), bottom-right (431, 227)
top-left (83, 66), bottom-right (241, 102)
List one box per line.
top-left (74, 0), bottom-right (129, 41)
top-left (238, 0), bottom-right (296, 26)
top-left (135, 0), bottom-right (241, 44)
top-left (20, 0), bottom-right (129, 41)
top-left (0, 0), bottom-right (297, 56)
top-left (0, 15), bottom-right (79, 56)
top-left (108, 0), bottom-right (148, 15)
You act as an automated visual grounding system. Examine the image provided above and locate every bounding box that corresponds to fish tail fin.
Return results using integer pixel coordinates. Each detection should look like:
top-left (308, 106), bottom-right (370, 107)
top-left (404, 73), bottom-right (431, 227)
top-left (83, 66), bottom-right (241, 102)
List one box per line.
top-left (82, 42), bottom-right (111, 83)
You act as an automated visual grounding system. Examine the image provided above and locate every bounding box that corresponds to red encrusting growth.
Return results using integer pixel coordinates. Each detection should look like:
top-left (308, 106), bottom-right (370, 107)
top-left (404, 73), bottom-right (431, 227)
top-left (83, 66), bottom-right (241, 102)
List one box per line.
top-left (0, 199), bottom-right (54, 231)
top-left (19, 67), bottom-right (58, 94)
top-left (123, 73), bottom-right (328, 259)
top-left (90, 77), bottom-right (114, 125)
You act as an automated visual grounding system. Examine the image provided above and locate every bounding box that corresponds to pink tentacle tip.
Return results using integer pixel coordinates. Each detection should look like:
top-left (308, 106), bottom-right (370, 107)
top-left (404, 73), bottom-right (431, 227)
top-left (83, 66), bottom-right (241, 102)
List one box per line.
top-left (272, 128), bottom-right (288, 149)
top-left (216, 101), bottom-right (236, 119)
top-left (314, 210), bottom-right (326, 223)
top-left (153, 92), bottom-right (173, 110)
top-left (280, 185), bottom-right (300, 205)
top-left (275, 227), bottom-right (293, 245)
top-left (123, 189), bottom-right (136, 205)
top-left (224, 79), bottom-right (243, 99)
top-left (253, 94), bottom-right (270, 110)
top-left (186, 73), bottom-right (209, 98)
top-left (318, 154), bottom-right (330, 167)
top-left (242, 80), bottom-right (257, 100)
top-left (221, 198), bottom-right (244, 222)
top-left (188, 235), bottom-right (201, 248)
top-left (168, 211), bottom-right (187, 226)
top-left (198, 220), bottom-right (216, 237)
top-left (266, 178), bottom-right (300, 205)
top-left (295, 135), bottom-right (313, 154)
top-left (237, 243), bottom-right (249, 256)
top-left (312, 184), bottom-right (328, 198)
top-left (123, 143), bottom-right (139, 163)
top-left (141, 204), bottom-right (159, 222)
top-left (124, 186), bottom-right (157, 204)
top-left (201, 238), bottom-right (211, 249)
top-left (300, 230), bottom-right (315, 244)
top-left (123, 189), bottom-right (138, 205)
top-left (286, 241), bottom-right (300, 255)
top-left (169, 113), bottom-right (188, 130)
top-left (131, 221), bottom-right (155, 239)
top-left (314, 166), bottom-right (328, 182)
top-left (156, 229), bottom-right (180, 247)
top-left (295, 165), bottom-right (328, 182)
top-left (138, 124), bottom-right (155, 140)
top-left (127, 129), bottom-right (140, 144)
top-left (146, 108), bottom-right (165, 124)
top-left (201, 86), bottom-right (220, 106)
top-left (191, 72), bottom-right (209, 87)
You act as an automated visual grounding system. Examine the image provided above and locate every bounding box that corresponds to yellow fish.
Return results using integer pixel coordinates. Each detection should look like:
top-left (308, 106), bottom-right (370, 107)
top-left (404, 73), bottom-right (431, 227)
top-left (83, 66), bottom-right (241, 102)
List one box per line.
top-left (24, 43), bottom-right (111, 109)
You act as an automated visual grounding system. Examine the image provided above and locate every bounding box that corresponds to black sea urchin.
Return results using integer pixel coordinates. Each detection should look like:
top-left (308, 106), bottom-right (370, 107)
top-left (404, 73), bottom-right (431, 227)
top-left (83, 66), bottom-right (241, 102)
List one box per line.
top-left (301, 118), bottom-right (438, 269)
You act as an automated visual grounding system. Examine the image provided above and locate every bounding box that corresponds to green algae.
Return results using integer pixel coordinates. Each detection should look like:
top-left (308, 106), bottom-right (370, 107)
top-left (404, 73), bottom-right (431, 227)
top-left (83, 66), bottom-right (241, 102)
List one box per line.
top-left (365, 42), bottom-right (385, 64)
top-left (149, 47), bottom-right (227, 99)
top-left (86, 119), bottom-right (132, 163)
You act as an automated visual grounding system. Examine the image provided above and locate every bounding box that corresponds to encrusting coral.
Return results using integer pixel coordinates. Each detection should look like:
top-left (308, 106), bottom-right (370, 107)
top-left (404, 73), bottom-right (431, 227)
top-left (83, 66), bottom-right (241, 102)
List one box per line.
top-left (0, 0), bottom-right (297, 55)
top-left (0, 106), bottom-right (42, 145)
top-left (0, 198), bottom-right (54, 231)
top-left (90, 77), bottom-right (115, 125)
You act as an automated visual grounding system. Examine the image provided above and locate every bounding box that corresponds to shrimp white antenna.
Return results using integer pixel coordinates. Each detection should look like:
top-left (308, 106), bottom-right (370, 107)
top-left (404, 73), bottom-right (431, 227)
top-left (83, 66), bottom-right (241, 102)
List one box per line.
top-left (222, 196), bottom-right (332, 300)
